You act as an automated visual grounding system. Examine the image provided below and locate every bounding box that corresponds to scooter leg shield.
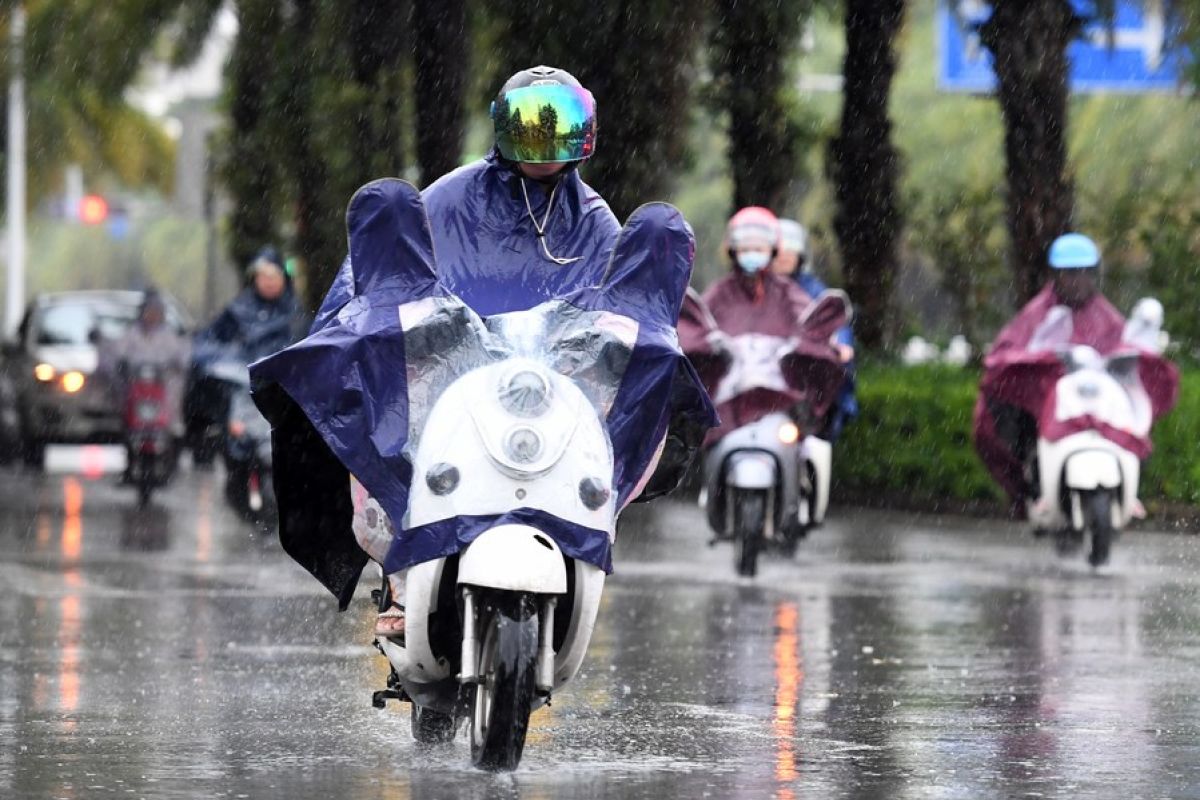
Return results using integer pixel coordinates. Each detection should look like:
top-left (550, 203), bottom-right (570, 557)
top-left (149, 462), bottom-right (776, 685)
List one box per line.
top-left (803, 435), bottom-right (832, 524)
top-left (458, 525), bottom-right (568, 594)
top-left (725, 453), bottom-right (776, 490)
top-left (1064, 452), bottom-right (1122, 491)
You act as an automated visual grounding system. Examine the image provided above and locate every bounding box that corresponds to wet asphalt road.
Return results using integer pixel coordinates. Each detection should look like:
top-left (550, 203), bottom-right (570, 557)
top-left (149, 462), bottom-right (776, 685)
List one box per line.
top-left (4, 449), bottom-right (1200, 799)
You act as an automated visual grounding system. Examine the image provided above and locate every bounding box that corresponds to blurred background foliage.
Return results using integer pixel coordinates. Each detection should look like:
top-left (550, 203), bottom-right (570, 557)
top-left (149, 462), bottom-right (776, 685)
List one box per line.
top-left (2, 0), bottom-right (1200, 358)
top-left (836, 363), bottom-right (1200, 512)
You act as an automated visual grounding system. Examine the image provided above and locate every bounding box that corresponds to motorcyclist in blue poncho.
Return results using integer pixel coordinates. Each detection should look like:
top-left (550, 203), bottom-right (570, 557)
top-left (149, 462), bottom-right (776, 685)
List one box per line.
top-left (202, 249), bottom-right (310, 360)
top-left (184, 248), bottom-right (310, 464)
top-left (308, 67), bottom-right (624, 637)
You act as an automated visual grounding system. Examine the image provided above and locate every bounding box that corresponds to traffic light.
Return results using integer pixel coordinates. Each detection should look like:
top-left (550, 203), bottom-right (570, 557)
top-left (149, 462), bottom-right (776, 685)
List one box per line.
top-left (78, 194), bottom-right (109, 225)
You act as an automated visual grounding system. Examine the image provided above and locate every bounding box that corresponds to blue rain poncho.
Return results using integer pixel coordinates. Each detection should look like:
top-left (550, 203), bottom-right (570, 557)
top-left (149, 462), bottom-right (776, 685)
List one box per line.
top-left (312, 152), bottom-right (621, 329)
top-left (251, 179), bottom-right (715, 608)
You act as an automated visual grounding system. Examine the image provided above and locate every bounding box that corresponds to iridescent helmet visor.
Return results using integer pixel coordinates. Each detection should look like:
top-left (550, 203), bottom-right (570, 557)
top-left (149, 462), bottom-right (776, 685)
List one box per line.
top-left (491, 84), bottom-right (597, 164)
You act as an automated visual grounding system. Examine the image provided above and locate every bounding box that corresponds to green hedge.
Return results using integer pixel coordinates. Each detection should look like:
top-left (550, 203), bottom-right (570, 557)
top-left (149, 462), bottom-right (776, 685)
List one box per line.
top-left (834, 363), bottom-right (1200, 509)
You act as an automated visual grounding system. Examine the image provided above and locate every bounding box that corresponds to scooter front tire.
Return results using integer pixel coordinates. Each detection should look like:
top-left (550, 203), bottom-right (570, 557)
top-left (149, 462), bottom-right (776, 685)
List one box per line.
top-left (470, 592), bottom-right (538, 771)
top-left (734, 491), bottom-right (766, 578)
top-left (1086, 489), bottom-right (1116, 567)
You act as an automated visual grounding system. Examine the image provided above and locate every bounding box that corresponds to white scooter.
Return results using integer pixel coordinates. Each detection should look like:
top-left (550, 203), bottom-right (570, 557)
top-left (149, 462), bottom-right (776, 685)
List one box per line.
top-left (1026, 300), bottom-right (1174, 566)
top-left (696, 294), bottom-right (847, 577)
top-left (374, 317), bottom-right (619, 771)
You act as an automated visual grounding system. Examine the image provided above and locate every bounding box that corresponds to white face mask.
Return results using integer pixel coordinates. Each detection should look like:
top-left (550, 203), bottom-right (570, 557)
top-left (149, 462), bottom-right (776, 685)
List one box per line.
top-left (736, 251), bottom-right (770, 274)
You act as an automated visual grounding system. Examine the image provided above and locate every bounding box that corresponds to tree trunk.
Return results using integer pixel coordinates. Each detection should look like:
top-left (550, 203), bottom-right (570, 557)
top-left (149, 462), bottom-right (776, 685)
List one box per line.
top-left (709, 0), bottom-right (810, 211)
top-left (829, 0), bottom-right (904, 351)
top-left (279, 0), bottom-right (337, 312)
top-left (225, 0), bottom-right (281, 275)
top-left (414, 0), bottom-right (468, 186)
top-left (980, 0), bottom-right (1079, 307)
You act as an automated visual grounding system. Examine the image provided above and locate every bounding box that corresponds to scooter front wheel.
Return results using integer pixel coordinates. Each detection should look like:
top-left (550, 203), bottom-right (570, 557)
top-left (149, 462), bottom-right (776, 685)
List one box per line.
top-left (734, 491), bottom-right (767, 578)
top-left (1085, 489), bottom-right (1116, 567)
top-left (470, 592), bottom-right (538, 771)
top-left (136, 452), bottom-right (155, 509)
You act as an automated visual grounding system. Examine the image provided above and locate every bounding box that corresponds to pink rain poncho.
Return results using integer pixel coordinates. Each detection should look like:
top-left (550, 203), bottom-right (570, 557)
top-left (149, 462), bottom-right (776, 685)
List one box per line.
top-left (974, 283), bottom-right (1178, 502)
top-left (679, 272), bottom-right (847, 445)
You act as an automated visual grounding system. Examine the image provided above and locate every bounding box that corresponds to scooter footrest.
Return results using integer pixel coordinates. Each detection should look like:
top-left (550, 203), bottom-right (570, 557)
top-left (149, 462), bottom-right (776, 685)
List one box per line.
top-left (371, 688), bottom-right (408, 708)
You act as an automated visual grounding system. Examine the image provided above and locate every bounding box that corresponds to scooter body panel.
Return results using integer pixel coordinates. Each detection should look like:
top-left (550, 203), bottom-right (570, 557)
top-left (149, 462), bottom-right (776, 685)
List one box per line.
top-left (702, 412), bottom-right (802, 541)
top-left (383, 359), bottom-right (614, 712)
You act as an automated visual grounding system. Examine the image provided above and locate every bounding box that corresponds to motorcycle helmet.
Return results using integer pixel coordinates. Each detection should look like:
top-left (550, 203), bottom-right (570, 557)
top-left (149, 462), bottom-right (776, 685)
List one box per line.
top-left (726, 206), bottom-right (780, 274)
top-left (491, 66), bottom-right (596, 164)
top-left (778, 219), bottom-right (807, 258)
top-left (1048, 233), bottom-right (1100, 269)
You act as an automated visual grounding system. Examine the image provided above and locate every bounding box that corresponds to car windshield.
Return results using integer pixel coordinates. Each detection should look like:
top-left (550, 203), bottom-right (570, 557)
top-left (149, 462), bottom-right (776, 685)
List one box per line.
top-left (35, 303), bottom-right (136, 346)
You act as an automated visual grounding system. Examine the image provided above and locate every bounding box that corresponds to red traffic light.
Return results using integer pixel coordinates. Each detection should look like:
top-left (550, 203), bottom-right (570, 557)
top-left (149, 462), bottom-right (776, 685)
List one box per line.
top-left (79, 194), bottom-right (109, 224)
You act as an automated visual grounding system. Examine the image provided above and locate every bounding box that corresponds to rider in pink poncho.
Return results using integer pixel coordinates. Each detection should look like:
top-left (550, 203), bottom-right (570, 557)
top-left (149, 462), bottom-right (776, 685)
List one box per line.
top-left (974, 233), bottom-right (1176, 513)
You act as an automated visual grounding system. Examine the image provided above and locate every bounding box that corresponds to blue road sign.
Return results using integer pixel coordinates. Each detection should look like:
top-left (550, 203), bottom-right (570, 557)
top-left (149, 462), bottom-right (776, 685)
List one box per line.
top-left (938, 1), bottom-right (1189, 93)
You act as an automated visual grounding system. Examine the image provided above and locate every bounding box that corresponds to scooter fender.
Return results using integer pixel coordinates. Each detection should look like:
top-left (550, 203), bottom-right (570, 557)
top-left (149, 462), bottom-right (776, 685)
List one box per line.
top-left (1064, 450), bottom-right (1122, 491)
top-left (802, 435), bottom-right (832, 524)
top-left (458, 524), bottom-right (568, 594)
top-left (1035, 432), bottom-right (1140, 531)
top-left (724, 452), bottom-right (777, 489)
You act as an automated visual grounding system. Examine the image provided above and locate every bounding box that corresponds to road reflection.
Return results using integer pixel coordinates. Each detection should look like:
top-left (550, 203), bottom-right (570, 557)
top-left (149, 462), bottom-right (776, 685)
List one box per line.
top-left (61, 477), bottom-right (83, 560)
top-left (772, 601), bottom-right (801, 798)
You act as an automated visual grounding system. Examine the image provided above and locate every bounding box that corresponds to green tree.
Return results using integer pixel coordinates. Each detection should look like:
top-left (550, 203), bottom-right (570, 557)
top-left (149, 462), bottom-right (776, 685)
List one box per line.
top-left (0, 1), bottom-right (184, 202)
top-left (414, 0), bottom-right (468, 185)
top-left (973, 0), bottom-right (1200, 308)
top-left (978, 1), bottom-right (1079, 306)
top-left (176, 0), bottom-right (464, 310)
top-left (829, 0), bottom-right (906, 350)
top-left (707, 0), bottom-right (816, 211)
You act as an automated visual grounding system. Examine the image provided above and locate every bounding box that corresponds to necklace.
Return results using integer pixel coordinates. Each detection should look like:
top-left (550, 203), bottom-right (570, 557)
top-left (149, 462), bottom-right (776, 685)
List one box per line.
top-left (520, 177), bottom-right (583, 266)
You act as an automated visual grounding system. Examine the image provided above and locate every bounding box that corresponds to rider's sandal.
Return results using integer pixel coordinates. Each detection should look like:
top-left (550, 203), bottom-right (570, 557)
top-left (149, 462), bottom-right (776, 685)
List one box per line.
top-left (375, 605), bottom-right (406, 641)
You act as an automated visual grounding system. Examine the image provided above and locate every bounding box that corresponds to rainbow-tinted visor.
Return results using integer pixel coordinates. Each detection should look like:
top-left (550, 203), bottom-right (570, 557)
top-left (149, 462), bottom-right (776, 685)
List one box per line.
top-left (491, 84), bottom-right (597, 164)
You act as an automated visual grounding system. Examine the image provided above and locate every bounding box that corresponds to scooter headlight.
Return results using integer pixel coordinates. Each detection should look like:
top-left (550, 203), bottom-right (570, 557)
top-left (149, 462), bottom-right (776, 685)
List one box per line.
top-left (1076, 381), bottom-right (1100, 400)
top-left (504, 426), bottom-right (544, 465)
top-left (135, 401), bottom-right (160, 423)
top-left (499, 368), bottom-right (552, 418)
top-left (778, 421), bottom-right (801, 445)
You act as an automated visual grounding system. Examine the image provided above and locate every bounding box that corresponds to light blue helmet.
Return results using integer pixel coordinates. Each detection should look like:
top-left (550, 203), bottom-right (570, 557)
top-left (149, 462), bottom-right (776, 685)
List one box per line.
top-left (1048, 233), bottom-right (1100, 269)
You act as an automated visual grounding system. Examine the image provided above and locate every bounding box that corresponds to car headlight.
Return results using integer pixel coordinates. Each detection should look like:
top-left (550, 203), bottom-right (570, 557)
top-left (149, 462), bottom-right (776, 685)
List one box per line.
top-left (34, 363), bottom-right (55, 382)
top-left (499, 368), bottom-right (552, 418)
top-left (60, 371), bottom-right (85, 393)
top-left (504, 426), bottom-right (543, 465)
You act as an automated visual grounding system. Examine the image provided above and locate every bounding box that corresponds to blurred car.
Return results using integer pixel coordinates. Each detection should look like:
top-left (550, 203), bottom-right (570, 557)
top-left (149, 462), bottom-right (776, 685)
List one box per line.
top-left (4, 290), bottom-right (192, 467)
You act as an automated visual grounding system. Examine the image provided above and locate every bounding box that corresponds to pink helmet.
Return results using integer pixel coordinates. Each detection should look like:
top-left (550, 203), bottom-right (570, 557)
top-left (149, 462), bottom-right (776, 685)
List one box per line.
top-left (725, 206), bottom-right (780, 253)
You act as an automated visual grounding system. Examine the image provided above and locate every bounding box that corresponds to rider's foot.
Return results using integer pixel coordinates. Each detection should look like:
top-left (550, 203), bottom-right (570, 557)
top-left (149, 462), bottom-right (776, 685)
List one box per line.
top-left (375, 605), bottom-right (405, 639)
top-left (1131, 499), bottom-right (1147, 519)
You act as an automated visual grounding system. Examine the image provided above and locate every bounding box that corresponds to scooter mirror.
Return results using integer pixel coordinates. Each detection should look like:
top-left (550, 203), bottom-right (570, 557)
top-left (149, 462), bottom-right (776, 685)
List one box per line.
top-left (798, 290), bottom-right (850, 342)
